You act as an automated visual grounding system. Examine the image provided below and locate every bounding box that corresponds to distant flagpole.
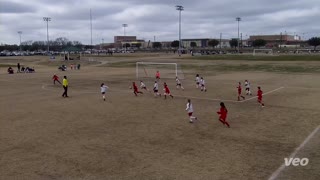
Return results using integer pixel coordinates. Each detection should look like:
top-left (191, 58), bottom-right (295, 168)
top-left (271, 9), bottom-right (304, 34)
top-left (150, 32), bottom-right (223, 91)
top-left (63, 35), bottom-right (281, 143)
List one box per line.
top-left (90, 8), bottom-right (93, 54)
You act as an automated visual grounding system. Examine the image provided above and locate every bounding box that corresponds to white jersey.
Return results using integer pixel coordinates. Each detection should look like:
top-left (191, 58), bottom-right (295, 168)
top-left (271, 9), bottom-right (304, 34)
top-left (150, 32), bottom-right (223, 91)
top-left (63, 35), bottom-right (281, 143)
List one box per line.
top-left (100, 85), bottom-right (108, 93)
top-left (153, 83), bottom-right (159, 90)
top-left (186, 102), bottom-right (194, 113)
top-left (196, 77), bottom-right (200, 83)
top-left (176, 78), bottom-right (181, 84)
top-left (140, 82), bottom-right (146, 88)
top-left (245, 81), bottom-right (250, 88)
top-left (200, 79), bottom-right (205, 85)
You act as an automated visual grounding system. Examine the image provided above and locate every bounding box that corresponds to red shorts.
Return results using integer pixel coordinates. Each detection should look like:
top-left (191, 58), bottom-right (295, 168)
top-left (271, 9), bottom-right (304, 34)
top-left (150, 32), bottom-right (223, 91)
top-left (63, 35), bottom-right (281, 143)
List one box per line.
top-left (156, 76), bottom-right (160, 79)
top-left (238, 91), bottom-right (241, 95)
top-left (188, 112), bottom-right (193, 116)
top-left (258, 97), bottom-right (262, 102)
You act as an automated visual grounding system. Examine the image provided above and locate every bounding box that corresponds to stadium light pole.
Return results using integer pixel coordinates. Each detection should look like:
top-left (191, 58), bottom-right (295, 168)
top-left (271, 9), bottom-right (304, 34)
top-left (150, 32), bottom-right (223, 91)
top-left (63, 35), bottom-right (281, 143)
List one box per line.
top-left (220, 33), bottom-right (222, 50)
top-left (236, 17), bottom-right (241, 53)
top-left (43, 17), bottom-right (51, 54)
top-left (17, 31), bottom-right (22, 54)
top-left (101, 38), bottom-right (104, 50)
top-left (176, 5), bottom-right (184, 56)
top-left (122, 24), bottom-right (128, 53)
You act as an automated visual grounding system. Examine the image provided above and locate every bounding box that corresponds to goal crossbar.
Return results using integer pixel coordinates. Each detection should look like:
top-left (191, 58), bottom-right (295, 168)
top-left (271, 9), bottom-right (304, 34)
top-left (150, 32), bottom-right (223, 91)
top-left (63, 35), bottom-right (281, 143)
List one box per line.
top-left (253, 49), bottom-right (273, 56)
top-left (136, 62), bottom-right (178, 79)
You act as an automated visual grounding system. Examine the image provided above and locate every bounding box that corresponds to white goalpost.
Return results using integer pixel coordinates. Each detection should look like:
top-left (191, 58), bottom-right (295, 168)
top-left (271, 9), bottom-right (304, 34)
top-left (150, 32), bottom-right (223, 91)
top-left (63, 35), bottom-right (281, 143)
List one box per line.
top-left (296, 49), bottom-right (311, 54)
top-left (136, 62), bottom-right (184, 79)
top-left (253, 49), bottom-right (273, 56)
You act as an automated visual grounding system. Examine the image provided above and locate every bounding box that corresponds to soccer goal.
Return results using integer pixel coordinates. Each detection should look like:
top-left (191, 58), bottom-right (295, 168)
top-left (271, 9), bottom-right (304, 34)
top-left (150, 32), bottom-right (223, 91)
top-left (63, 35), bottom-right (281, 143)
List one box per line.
top-left (136, 62), bottom-right (184, 79)
top-left (253, 49), bottom-right (273, 56)
top-left (296, 49), bottom-right (311, 54)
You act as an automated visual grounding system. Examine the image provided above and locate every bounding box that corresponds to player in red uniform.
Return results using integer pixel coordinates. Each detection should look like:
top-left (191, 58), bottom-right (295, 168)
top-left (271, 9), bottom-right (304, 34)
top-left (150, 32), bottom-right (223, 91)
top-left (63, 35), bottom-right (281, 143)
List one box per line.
top-left (257, 86), bottom-right (265, 107)
top-left (52, 74), bottom-right (61, 85)
top-left (132, 82), bottom-right (143, 96)
top-left (237, 82), bottom-right (245, 101)
top-left (217, 102), bottom-right (230, 128)
top-left (163, 82), bottom-right (173, 99)
top-left (155, 71), bottom-right (160, 81)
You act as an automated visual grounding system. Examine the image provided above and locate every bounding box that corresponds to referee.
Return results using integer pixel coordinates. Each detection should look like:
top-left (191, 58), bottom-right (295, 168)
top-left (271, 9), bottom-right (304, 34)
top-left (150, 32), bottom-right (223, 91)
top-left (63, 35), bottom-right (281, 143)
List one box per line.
top-left (62, 76), bottom-right (69, 97)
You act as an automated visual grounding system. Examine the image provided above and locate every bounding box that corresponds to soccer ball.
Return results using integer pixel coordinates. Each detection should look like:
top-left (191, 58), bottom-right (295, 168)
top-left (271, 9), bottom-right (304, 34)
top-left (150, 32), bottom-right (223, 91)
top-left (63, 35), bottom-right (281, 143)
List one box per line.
top-left (129, 86), bottom-right (132, 89)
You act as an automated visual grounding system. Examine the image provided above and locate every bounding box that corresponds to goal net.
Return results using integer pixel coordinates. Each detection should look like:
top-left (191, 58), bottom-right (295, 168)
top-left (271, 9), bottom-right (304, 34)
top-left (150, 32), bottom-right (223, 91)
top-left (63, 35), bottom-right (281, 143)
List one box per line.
top-left (253, 49), bottom-right (273, 56)
top-left (136, 62), bottom-right (184, 80)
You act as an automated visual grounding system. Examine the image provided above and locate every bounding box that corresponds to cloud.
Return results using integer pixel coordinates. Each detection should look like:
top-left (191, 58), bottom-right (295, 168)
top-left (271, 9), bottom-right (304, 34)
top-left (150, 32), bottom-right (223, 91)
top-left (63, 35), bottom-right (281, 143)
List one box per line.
top-left (0, 0), bottom-right (319, 45)
top-left (0, 1), bottom-right (36, 13)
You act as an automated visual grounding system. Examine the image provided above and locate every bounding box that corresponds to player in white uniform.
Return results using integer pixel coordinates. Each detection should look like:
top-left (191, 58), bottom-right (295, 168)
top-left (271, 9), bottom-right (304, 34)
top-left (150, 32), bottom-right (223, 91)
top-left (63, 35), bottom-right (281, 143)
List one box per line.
top-left (100, 83), bottom-right (109, 101)
top-left (245, 80), bottom-right (252, 95)
top-left (195, 74), bottom-right (200, 88)
top-left (140, 80), bottom-right (149, 91)
top-left (200, 77), bottom-right (207, 92)
top-left (176, 77), bottom-right (184, 90)
top-left (153, 81), bottom-right (161, 97)
top-left (186, 99), bottom-right (198, 123)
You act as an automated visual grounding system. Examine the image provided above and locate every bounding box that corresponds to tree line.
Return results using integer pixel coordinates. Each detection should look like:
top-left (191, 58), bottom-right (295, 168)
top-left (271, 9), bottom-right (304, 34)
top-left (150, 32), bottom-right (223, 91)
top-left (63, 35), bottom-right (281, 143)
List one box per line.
top-left (0, 37), bottom-right (86, 52)
top-left (1, 37), bottom-right (320, 51)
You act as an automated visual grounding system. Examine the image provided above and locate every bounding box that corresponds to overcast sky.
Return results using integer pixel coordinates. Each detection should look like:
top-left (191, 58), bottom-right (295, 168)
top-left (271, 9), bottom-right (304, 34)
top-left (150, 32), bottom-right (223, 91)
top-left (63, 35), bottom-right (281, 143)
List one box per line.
top-left (1, 0), bottom-right (320, 45)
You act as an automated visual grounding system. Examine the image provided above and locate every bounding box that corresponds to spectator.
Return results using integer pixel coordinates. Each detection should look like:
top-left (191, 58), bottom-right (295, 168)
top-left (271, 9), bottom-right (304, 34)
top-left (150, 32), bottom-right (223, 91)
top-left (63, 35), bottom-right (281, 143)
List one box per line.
top-left (7, 67), bottom-right (14, 74)
top-left (17, 63), bottom-right (21, 73)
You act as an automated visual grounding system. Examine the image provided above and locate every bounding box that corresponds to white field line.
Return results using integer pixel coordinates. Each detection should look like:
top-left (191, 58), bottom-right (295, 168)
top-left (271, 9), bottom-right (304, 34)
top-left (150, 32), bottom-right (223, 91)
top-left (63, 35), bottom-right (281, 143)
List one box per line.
top-left (42, 83), bottom-right (284, 102)
top-left (41, 84), bottom-right (58, 92)
top-left (268, 125), bottom-right (320, 180)
top-left (173, 95), bottom-right (239, 103)
top-left (174, 87), bottom-right (284, 103)
top-left (41, 84), bottom-right (132, 94)
top-left (242, 87), bottom-right (284, 102)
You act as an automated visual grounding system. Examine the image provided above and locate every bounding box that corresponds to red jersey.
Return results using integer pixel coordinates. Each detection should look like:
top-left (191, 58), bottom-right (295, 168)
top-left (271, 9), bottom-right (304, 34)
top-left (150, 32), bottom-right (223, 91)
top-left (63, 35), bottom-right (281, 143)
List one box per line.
top-left (133, 83), bottom-right (138, 91)
top-left (156, 72), bottom-right (160, 78)
top-left (52, 75), bottom-right (59, 80)
top-left (237, 85), bottom-right (242, 94)
top-left (217, 107), bottom-right (228, 120)
top-left (164, 85), bottom-right (170, 94)
top-left (257, 89), bottom-right (263, 98)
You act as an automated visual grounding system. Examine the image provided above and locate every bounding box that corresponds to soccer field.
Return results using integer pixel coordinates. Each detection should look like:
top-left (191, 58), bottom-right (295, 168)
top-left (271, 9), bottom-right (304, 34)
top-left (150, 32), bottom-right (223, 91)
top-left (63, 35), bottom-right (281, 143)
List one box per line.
top-left (0, 54), bottom-right (319, 180)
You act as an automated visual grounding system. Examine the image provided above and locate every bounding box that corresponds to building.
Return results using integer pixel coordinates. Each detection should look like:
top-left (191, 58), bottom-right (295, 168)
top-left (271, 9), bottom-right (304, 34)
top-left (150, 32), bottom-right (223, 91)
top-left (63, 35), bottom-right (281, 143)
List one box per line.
top-left (114, 36), bottom-right (137, 43)
top-left (181, 39), bottom-right (210, 48)
top-left (249, 34), bottom-right (302, 47)
top-left (112, 36), bottom-right (146, 49)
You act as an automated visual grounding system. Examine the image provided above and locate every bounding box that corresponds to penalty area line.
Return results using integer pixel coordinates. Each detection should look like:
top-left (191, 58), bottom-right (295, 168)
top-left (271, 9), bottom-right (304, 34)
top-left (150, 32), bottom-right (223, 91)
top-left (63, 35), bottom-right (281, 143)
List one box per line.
top-left (268, 125), bottom-right (320, 180)
top-left (242, 87), bottom-right (284, 102)
top-left (174, 95), bottom-right (239, 103)
top-left (174, 86), bottom-right (284, 103)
